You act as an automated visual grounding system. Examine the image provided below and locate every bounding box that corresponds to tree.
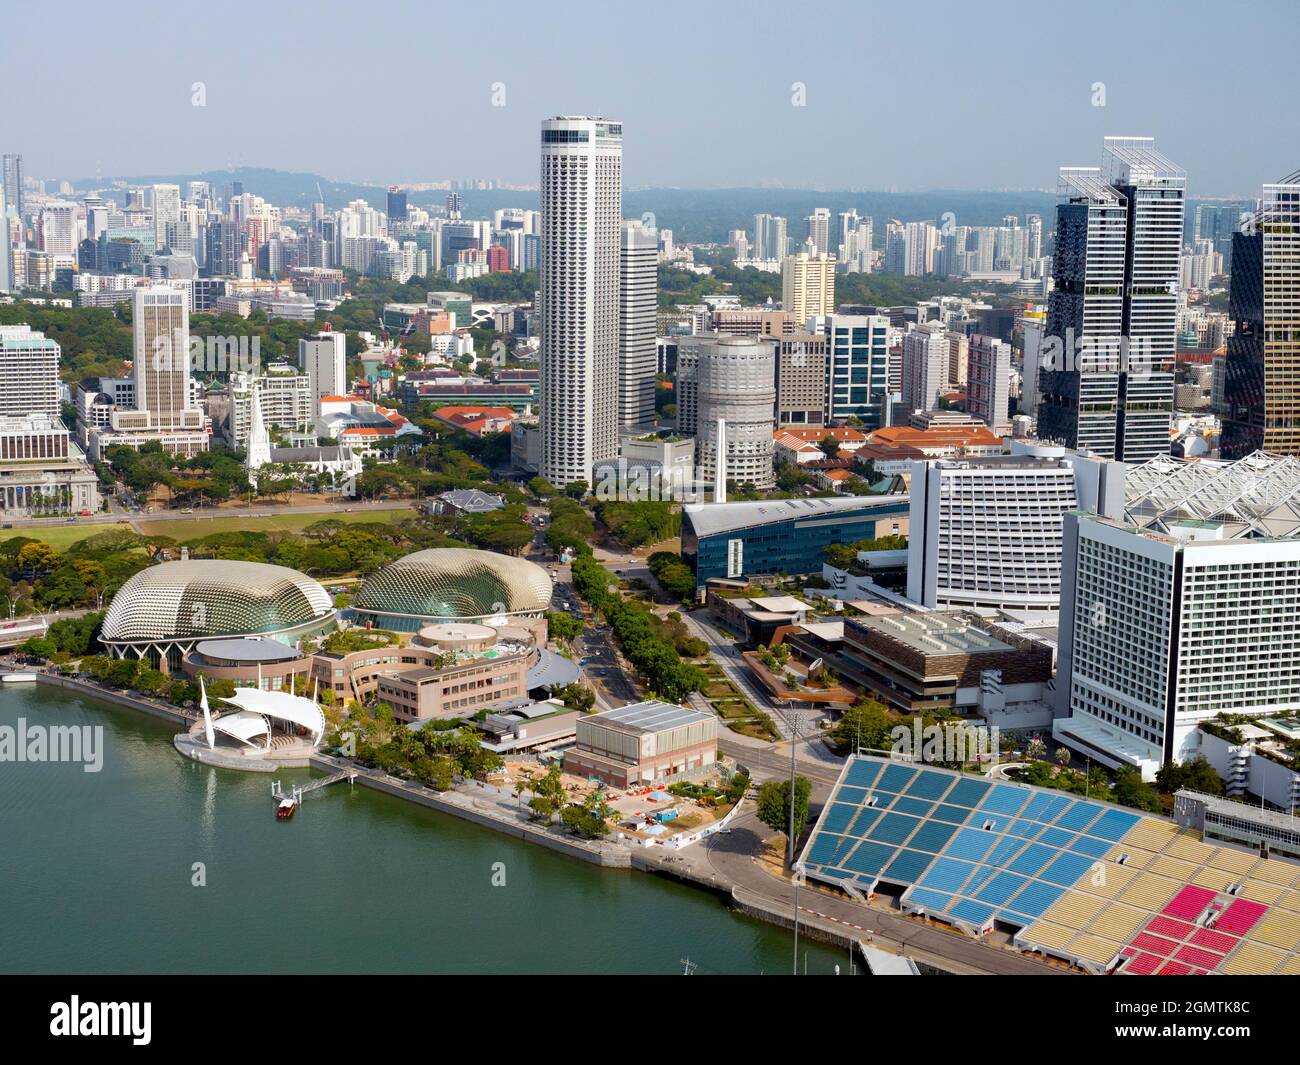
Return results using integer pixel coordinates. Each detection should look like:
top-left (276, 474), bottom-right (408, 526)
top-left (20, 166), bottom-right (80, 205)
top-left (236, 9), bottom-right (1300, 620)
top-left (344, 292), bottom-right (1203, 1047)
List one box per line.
top-left (818, 435), bottom-right (842, 458)
top-left (555, 682), bottom-right (595, 712)
top-left (546, 611), bottom-right (584, 643)
top-left (563, 479), bottom-right (589, 500)
top-left (527, 764), bottom-right (567, 823)
top-left (1054, 746), bottom-right (1072, 769)
top-left (831, 698), bottom-right (892, 753)
top-left (1025, 735), bottom-right (1047, 761)
top-left (16, 541), bottom-right (58, 577)
top-left (1113, 765), bottom-right (1161, 812)
top-left (1155, 757), bottom-right (1224, 797)
top-left (755, 776), bottom-right (812, 845)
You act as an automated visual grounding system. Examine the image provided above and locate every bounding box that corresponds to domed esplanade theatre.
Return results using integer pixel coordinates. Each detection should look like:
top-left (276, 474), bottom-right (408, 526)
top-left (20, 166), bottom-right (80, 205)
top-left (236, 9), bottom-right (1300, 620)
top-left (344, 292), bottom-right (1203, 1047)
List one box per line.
top-left (100, 559), bottom-right (336, 672)
top-left (349, 548), bottom-right (552, 645)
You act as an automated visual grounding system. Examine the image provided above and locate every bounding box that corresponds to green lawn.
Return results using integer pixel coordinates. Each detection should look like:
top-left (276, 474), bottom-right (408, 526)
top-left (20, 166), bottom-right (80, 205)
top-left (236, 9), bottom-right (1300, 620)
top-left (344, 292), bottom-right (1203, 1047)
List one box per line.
top-left (3, 508), bottom-right (417, 551)
top-left (134, 508), bottom-right (415, 539)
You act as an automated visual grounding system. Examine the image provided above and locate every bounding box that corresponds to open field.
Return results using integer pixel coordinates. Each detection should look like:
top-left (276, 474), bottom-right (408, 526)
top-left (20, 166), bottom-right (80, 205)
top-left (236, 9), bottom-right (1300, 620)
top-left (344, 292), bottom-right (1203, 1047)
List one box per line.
top-left (2, 508), bottom-right (418, 551)
top-left (133, 508), bottom-right (416, 539)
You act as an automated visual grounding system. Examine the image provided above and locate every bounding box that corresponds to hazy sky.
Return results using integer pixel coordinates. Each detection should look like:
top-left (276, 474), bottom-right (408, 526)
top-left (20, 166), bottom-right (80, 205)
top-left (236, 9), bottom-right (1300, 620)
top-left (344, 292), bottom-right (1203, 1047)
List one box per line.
top-left (4, 0), bottom-right (1296, 197)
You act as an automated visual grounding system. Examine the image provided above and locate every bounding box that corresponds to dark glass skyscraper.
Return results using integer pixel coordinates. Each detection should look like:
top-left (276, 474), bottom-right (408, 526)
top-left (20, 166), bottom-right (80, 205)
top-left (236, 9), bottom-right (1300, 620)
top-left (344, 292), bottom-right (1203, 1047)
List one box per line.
top-left (386, 186), bottom-right (408, 223)
top-left (1037, 138), bottom-right (1184, 463)
top-left (1221, 173), bottom-right (1300, 458)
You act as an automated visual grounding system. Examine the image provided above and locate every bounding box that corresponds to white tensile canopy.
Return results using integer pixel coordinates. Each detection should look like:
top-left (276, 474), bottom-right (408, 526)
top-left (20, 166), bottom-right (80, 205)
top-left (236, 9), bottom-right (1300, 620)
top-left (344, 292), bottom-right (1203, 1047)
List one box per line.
top-left (211, 710), bottom-right (272, 748)
top-left (219, 688), bottom-right (327, 745)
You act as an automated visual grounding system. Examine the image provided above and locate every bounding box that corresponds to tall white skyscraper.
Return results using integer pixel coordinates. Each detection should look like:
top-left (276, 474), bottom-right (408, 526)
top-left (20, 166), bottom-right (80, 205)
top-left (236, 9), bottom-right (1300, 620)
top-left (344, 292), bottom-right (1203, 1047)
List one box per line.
top-left (152, 184), bottom-right (183, 252)
top-left (39, 202), bottom-right (78, 257)
top-left (967, 334), bottom-right (1011, 428)
top-left (539, 116), bottom-right (622, 487)
top-left (0, 325), bottom-right (61, 417)
top-left (901, 322), bottom-right (948, 413)
top-left (129, 286), bottom-right (200, 430)
top-left (753, 214), bottom-right (787, 260)
top-left (619, 219), bottom-right (658, 429)
top-left (299, 326), bottom-right (348, 409)
top-left (805, 208), bottom-right (831, 255)
top-left (2, 154), bottom-right (23, 217)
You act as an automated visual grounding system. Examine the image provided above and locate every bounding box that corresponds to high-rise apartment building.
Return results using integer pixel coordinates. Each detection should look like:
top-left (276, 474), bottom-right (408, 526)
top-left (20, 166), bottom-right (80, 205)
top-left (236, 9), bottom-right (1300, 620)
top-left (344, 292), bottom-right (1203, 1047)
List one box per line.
top-left (539, 116), bottom-right (622, 487)
top-left (773, 334), bottom-right (827, 426)
top-left (0, 325), bottom-right (61, 417)
top-left (618, 219), bottom-right (658, 429)
top-left (39, 202), bottom-right (78, 257)
top-left (1055, 513), bottom-right (1300, 779)
top-left (781, 252), bottom-right (835, 323)
top-left (805, 208), bottom-right (831, 255)
top-left (1221, 173), bottom-right (1300, 458)
top-left (753, 214), bottom-right (788, 261)
top-left (901, 322), bottom-right (948, 414)
top-left (1037, 137), bottom-right (1184, 462)
top-left (152, 184), bottom-right (183, 252)
top-left (967, 333), bottom-right (1011, 428)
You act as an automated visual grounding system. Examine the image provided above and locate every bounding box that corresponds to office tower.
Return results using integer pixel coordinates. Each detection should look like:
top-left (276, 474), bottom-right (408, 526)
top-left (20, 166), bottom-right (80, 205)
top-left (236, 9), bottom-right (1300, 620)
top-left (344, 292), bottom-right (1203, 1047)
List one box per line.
top-left (387, 186), bottom-right (408, 223)
top-left (781, 252), bottom-right (835, 323)
top-left (674, 337), bottom-right (701, 437)
top-left (694, 336), bottom-right (776, 491)
top-left (945, 331), bottom-right (969, 389)
top-left (906, 448), bottom-right (1109, 611)
top-left (821, 314), bottom-right (890, 427)
top-left (2, 154), bottom-right (23, 217)
top-left (299, 326), bottom-right (348, 409)
top-left (1037, 137), bottom-right (1184, 462)
top-left (1221, 172), bottom-right (1300, 458)
top-left (1020, 306), bottom-right (1048, 415)
top-left (753, 214), bottom-right (787, 260)
top-left (773, 334), bottom-right (827, 426)
top-left (618, 219), bottom-right (658, 429)
top-left (967, 334), bottom-right (1011, 427)
top-left (0, 325), bottom-right (61, 417)
top-left (446, 192), bottom-right (462, 219)
top-left (132, 286), bottom-right (197, 429)
top-left (805, 208), bottom-right (831, 255)
top-left (539, 116), bottom-right (622, 488)
top-left (1055, 512), bottom-right (1300, 779)
top-left (901, 322), bottom-right (948, 413)
top-left (152, 184), bottom-right (182, 252)
top-left (39, 202), bottom-right (78, 256)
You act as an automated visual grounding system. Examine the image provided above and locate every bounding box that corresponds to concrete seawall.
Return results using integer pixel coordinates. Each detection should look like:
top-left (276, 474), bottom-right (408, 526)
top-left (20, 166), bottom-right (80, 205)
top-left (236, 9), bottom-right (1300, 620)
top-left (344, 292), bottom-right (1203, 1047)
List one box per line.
top-left (308, 755), bottom-right (632, 869)
top-left (35, 672), bottom-right (190, 727)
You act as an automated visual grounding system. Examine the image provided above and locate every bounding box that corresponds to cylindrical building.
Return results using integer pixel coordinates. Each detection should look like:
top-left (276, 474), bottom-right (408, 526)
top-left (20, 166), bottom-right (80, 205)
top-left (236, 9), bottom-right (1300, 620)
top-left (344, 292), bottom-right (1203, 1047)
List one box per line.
top-left (694, 335), bottom-right (777, 491)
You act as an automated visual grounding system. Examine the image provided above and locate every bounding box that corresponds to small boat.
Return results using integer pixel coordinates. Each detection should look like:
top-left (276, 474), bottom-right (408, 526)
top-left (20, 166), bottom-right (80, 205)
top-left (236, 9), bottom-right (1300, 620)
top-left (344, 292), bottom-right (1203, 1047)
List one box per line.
top-left (1, 673), bottom-right (38, 683)
top-left (275, 798), bottom-right (297, 820)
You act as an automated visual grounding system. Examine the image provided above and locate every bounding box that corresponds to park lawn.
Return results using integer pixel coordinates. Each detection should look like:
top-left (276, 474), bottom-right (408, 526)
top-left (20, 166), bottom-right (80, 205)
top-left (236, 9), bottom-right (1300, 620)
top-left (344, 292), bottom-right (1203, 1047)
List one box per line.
top-left (134, 508), bottom-right (416, 539)
top-left (1, 521), bottom-right (137, 551)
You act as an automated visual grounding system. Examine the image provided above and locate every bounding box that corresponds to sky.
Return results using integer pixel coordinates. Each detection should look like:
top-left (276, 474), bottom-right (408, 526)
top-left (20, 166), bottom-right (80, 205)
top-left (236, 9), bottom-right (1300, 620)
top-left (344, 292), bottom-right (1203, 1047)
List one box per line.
top-left (3, 0), bottom-right (1297, 198)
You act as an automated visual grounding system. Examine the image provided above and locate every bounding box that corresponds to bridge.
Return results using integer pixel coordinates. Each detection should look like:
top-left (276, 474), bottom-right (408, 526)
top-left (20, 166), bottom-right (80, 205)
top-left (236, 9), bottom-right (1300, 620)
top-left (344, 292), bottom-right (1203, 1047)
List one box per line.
top-left (272, 769), bottom-right (357, 805)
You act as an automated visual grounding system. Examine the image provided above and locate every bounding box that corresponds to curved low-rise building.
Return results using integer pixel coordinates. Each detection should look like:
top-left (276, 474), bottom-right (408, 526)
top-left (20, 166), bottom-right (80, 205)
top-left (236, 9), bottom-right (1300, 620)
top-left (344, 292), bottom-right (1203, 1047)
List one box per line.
top-left (101, 559), bottom-right (336, 671)
top-left (350, 548), bottom-right (552, 641)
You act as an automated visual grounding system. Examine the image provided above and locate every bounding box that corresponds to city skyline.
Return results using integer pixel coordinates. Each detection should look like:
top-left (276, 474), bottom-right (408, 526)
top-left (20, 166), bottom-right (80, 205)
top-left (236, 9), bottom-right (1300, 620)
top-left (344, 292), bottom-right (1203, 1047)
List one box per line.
top-left (2, 0), bottom-right (1297, 198)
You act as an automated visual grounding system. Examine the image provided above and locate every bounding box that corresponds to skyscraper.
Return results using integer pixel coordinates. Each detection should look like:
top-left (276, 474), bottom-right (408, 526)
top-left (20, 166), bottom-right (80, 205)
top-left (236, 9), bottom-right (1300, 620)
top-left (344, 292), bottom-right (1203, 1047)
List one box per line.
top-left (901, 322), bottom-right (948, 414)
top-left (1221, 172), bottom-right (1300, 458)
top-left (693, 336), bottom-right (777, 491)
top-left (805, 208), bottom-right (831, 255)
top-left (0, 325), bottom-right (61, 417)
top-left (131, 286), bottom-right (199, 429)
top-left (539, 116), bottom-right (622, 487)
top-left (967, 334), bottom-right (1011, 428)
top-left (781, 252), bottom-right (835, 323)
top-left (1037, 137), bottom-right (1184, 462)
top-left (387, 186), bottom-right (408, 223)
top-left (618, 218), bottom-right (658, 429)
top-left (753, 214), bottom-right (787, 260)
top-left (299, 325), bottom-right (348, 410)
top-left (2, 154), bottom-right (23, 217)
top-left (821, 314), bottom-right (890, 426)
top-left (152, 184), bottom-right (183, 252)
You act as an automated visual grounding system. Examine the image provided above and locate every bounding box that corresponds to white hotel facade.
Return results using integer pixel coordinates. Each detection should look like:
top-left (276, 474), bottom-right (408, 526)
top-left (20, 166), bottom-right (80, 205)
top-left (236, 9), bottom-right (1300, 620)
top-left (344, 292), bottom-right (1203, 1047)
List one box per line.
top-left (905, 443), bottom-right (1125, 611)
top-left (1055, 513), bottom-right (1300, 780)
